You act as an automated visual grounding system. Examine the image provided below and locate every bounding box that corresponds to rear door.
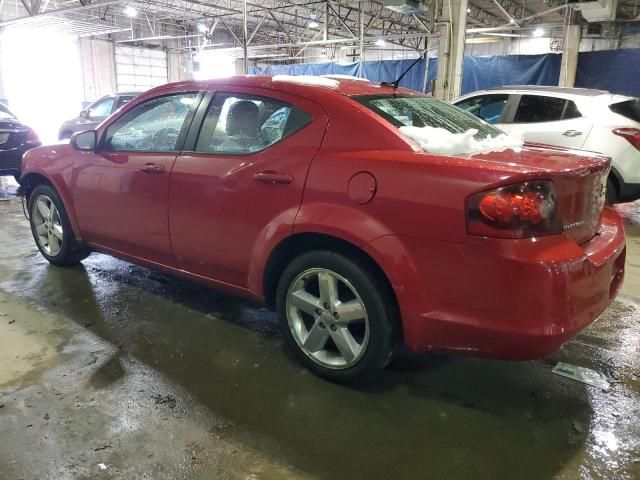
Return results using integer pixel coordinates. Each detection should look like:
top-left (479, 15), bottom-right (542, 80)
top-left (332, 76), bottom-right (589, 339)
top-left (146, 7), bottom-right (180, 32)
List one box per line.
top-left (169, 88), bottom-right (328, 287)
top-left (500, 94), bottom-right (592, 148)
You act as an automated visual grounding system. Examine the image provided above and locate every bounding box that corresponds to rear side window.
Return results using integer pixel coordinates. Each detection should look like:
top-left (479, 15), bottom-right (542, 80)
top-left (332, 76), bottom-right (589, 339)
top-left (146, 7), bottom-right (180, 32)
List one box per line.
top-left (88, 97), bottom-right (115, 119)
top-left (455, 94), bottom-right (509, 124)
top-left (513, 95), bottom-right (581, 123)
top-left (610, 99), bottom-right (640, 123)
top-left (195, 93), bottom-right (311, 155)
top-left (115, 95), bottom-right (136, 110)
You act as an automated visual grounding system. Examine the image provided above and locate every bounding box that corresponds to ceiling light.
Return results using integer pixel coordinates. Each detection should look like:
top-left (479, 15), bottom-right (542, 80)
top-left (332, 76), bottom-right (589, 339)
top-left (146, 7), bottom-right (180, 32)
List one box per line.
top-left (467, 7), bottom-right (471, 13)
top-left (510, 18), bottom-right (516, 24)
top-left (124, 5), bottom-right (138, 17)
top-left (533, 28), bottom-right (545, 37)
top-left (197, 23), bottom-right (208, 33)
top-left (376, 39), bottom-right (387, 47)
top-left (308, 19), bottom-right (319, 28)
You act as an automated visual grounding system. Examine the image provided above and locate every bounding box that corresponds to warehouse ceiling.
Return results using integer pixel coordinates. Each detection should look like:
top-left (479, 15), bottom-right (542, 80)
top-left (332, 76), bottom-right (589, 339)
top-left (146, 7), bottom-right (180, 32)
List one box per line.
top-left (0, 0), bottom-right (638, 59)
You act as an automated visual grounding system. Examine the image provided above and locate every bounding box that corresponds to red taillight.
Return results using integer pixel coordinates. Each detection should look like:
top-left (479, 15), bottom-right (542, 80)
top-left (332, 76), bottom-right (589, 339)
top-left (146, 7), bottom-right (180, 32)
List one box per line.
top-left (25, 128), bottom-right (40, 144)
top-left (467, 181), bottom-right (563, 238)
top-left (612, 128), bottom-right (640, 150)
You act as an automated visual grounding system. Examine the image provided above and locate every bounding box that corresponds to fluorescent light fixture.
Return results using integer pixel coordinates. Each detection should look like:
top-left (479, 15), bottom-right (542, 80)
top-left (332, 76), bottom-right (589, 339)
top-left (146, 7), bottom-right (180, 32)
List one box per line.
top-left (197, 23), bottom-right (208, 33)
top-left (308, 19), bottom-right (320, 28)
top-left (533, 28), bottom-right (545, 37)
top-left (124, 5), bottom-right (138, 17)
top-left (375, 39), bottom-right (387, 47)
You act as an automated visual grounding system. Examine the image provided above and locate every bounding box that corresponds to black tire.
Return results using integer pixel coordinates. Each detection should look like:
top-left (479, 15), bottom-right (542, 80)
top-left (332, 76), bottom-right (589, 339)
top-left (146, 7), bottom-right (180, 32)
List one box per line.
top-left (28, 184), bottom-right (89, 266)
top-left (276, 250), bottom-right (399, 383)
top-left (606, 176), bottom-right (618, 204)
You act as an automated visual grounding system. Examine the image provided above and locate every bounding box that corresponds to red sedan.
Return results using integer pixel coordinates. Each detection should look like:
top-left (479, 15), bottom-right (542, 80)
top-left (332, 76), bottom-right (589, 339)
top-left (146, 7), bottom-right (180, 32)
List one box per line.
top-left (20, 76), bottom-right (626, 382)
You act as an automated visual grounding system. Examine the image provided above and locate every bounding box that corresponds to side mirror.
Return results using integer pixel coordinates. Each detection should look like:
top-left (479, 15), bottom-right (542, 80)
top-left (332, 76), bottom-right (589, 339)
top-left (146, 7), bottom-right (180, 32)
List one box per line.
top-left (79, 110), bottom-right (89, 119)
top-left (71, 130), bottom-right (96, 151)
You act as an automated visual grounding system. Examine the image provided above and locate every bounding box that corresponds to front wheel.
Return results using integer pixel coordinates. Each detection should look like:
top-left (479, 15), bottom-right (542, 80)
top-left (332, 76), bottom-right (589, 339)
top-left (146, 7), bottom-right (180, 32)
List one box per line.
top-left (29, 184), bottom-right (89, 266)
top-left (276, 251), bottom-right (399, 383)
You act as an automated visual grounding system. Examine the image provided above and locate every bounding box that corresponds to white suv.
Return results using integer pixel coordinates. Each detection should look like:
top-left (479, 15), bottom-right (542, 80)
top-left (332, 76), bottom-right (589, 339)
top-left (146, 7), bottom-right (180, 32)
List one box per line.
top-left (453, 86), bottom-right (640, 203)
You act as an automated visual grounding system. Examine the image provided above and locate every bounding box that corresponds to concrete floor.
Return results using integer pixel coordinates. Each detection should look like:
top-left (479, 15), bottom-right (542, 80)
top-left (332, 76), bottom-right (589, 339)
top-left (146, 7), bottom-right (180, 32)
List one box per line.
top-left (0, 176), bottom-right (639, 480)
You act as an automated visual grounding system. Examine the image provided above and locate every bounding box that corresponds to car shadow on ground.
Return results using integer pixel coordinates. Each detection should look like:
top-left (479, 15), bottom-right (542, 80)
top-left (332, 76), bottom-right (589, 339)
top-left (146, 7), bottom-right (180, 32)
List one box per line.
top-left (2, 249), bottom-right (595, 480)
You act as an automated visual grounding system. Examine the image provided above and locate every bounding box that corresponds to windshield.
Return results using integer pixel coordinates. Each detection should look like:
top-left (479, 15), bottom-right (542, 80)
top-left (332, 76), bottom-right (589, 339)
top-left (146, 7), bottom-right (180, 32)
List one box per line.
top-left (354, 94), bottom-right (503, 139)
top-left (0, 102), bottom-right (16, 120)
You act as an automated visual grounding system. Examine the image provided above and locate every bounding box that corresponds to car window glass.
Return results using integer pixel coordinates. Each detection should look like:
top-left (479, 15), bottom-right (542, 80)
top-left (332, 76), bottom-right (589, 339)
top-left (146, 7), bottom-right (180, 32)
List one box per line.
top-left (563, 101), bottom-right (581, 120)
top-left (0, 102), bottom-right (15, 120)
top-left (88, 98), bottom-right (115, 118)
top-left (514, 95), bottom-right (566, 123)
top-left (195, 93), bottom-right (311, 155)
top-left (115, 95), bottom-right (136, 110)
top-left (455, 94), bottom-right (509, 124)
top-left (609, 99), bottom-right (640, 122)
top-left (103, 93), bottom-right (198, 152)
top-left (356, 95), bottom-right (502, 140)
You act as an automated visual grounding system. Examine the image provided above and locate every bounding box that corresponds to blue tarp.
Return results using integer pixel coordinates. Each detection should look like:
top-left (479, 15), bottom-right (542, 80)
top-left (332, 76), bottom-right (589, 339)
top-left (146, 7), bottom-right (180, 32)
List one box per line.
top-left (461, 53), bottom-right (561, 94)
top-left (576, 48), bottom-right (640, 98)
top-left (251, 48), bottom-right (640, 98)
top-left (250, 58), bottom-right (438, 92)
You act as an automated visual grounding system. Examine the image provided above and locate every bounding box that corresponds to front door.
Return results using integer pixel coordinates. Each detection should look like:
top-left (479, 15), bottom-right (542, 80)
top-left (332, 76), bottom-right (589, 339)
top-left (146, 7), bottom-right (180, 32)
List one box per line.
top-left (73, 92), bottom-right (200, 265)
top-left (169, 89), bottom-right (327, 287)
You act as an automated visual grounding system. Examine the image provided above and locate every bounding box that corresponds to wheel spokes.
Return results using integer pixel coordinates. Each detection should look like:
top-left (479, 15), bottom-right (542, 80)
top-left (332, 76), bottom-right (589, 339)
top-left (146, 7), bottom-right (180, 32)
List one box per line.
top-left (52, 224), bottom-right (64, 241)
top-left (302, 322), bottom-right (330, 352)
top-left (330, 327), bottom-right (360, 363)
top-left (36, 199), bottom-right (50, 220)
top-left (335, 299), bottom-right (366, 323)
top-left (318, 271), bottom-right (339, 308)
top-left (289, 289), bottom-right (322, 316)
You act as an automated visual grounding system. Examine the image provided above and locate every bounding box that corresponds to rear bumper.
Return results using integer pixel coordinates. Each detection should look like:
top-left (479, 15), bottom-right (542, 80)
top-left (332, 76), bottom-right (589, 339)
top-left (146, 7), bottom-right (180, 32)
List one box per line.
top-left (373, 207), bottom-right (626, 359)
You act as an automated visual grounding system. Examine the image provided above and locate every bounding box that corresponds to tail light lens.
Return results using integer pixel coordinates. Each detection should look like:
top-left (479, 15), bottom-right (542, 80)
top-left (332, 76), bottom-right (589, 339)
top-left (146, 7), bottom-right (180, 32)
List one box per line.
top-left (466, 181), bottom-right (563, 239)
top-left (25, 128), bottom-right (40, 144)
top-left (612, 128), bottom-right (640, 150)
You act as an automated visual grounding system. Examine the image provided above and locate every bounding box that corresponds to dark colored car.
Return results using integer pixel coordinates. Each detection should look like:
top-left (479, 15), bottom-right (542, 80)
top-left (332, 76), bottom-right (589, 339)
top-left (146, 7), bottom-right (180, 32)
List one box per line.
top-left (58, 92), bottom-right (140, 140)
top-left (0, 102), bottom-right (40, 183)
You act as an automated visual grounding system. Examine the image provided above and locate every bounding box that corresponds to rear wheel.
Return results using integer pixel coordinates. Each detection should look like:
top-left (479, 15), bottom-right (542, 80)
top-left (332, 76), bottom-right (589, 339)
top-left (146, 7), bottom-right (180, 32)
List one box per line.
top-left (29, 184), bottom-right (89, 266)
top-left (606, 176), bottom-right (619, 204)
top-left (276, 250), bottom-right (399, 383)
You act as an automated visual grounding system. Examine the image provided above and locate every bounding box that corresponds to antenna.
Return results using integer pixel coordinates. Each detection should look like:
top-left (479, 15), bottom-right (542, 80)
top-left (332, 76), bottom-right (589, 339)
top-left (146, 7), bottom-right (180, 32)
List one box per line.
top-left (380, 47), bottom-right (428, 89)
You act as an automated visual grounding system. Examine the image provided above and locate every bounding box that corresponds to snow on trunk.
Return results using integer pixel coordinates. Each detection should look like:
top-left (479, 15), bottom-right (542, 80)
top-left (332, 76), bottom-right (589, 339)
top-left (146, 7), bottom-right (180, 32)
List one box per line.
top-left (400, 126), bottom-right (523, 156)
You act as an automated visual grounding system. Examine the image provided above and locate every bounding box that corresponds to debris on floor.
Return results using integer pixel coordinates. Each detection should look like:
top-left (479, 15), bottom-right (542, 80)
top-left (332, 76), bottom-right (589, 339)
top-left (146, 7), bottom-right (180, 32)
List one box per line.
top-left (552, 362), bottom-right (611, 390)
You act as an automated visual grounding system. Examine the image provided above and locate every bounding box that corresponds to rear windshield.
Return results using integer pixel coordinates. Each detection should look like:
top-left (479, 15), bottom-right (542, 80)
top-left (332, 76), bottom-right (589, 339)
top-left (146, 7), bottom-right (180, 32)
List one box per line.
top-left (354, 94), bottom-right (503, 139)
top-left (609, 99), bottom-right (640, 123)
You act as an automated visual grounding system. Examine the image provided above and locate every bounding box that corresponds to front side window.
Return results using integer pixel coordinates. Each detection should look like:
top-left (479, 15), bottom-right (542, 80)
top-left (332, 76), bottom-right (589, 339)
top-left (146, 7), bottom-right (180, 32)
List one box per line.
top-left (195, 93), bottom-right (311, 155)
top-left (514, 95), bottom-right (567, 123)
top-left (88, 97), bottom-right (115, 119)
top-left (455, 94), bottom-right (509, 124)
top-left (103, 93), bottom-right (198, 152)
top-left (355, 94), bottom-right (503, 140)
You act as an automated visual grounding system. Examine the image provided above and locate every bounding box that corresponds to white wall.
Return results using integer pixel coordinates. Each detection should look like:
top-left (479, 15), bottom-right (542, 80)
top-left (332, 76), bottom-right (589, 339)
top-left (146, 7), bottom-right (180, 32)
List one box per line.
top-left (79, 38), bottom-right (117, 104)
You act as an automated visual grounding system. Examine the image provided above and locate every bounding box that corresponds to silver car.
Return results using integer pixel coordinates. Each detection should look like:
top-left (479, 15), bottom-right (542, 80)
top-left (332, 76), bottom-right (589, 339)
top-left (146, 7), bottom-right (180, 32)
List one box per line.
top-left (58, 91), bottom-right (140, 140)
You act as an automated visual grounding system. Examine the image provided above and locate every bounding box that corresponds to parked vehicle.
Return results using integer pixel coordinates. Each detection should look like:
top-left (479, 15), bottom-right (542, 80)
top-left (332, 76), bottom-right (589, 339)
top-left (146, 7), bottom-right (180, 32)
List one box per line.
top-left (21, 76), bottom-right (625, 382)
top-left (58, 92), bottom-right (140, 140)
top-left (453, 86), bottom-right (640, 204)
top-left (0, 102), bottom-right (41, 183)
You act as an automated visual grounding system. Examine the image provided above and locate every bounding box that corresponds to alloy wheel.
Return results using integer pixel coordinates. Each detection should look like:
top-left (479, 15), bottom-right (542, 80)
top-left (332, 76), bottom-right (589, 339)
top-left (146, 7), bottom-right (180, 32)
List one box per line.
top-left (32, 195), bottom-right (63, 256)
top-left (286, 268), bottom-right (370, 369)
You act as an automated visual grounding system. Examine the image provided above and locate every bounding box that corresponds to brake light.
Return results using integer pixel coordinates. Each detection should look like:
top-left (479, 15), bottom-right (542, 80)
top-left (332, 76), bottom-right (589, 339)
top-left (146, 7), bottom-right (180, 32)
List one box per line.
top-left (466, 180), bottom-right (563, 238)
top-left (612, 128), bottom-right (640, 150)
top-left (25, 128), bottom-right (40, 144)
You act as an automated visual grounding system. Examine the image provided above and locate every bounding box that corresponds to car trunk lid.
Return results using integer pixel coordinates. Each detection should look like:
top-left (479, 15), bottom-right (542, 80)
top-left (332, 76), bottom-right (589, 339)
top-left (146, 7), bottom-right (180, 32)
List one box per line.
top-left (472, 143), bottom-right (609, 244)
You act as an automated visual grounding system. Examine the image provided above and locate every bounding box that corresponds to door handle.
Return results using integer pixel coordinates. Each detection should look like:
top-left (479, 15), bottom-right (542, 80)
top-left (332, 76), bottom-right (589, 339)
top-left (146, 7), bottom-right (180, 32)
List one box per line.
top-left (140, 163), bottom-right (166, 174)
top-left (254, 171), bottom-right (293, 185)
top-left (562, 130), bottom-right (583, 137)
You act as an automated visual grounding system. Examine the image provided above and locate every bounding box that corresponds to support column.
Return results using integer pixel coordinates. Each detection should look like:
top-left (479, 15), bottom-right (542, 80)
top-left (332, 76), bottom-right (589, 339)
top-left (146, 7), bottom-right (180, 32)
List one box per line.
top-left (358, 1), bottom-right (365, 77)
top-left (242, 0), bottom-right (248, 74)
top-left (434, 0), bottom-right (468, 101)
top-left (559, 24), bottom-right (581, 87)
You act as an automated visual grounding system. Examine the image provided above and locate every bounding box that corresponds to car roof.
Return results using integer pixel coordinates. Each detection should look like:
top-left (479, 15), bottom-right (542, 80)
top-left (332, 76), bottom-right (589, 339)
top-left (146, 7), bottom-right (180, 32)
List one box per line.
top-left (485, 85), bottom-right (610, 96)
top-left (147, 75), bottom-right (419, 99)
